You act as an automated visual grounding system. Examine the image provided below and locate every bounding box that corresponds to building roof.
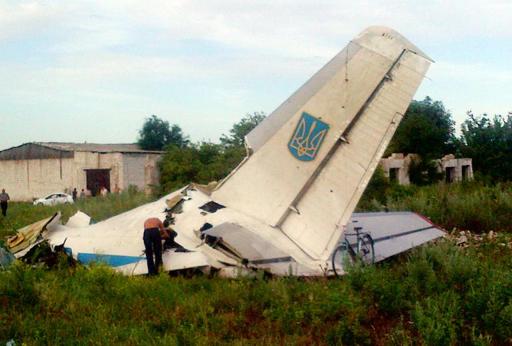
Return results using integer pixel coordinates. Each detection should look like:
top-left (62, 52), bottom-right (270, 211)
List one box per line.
top-left (0, 142), bottom-right (163, 161)
top-left (35, 142), bottom-right (163, 154)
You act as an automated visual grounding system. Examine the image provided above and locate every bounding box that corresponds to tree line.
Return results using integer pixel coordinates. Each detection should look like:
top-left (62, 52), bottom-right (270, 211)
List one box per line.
top-left (138, 98), bottom-right (512, 193)
top-left (138, 112), bottom-right (265, 192)
top-left (387, 96), bottom-right (512, 184)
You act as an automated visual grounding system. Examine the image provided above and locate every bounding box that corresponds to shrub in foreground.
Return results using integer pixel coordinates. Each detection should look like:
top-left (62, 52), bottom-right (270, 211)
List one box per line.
top-left (359, 180), bottom-right (512, 234)
top-left (1, 238), bottom-right (511, 345)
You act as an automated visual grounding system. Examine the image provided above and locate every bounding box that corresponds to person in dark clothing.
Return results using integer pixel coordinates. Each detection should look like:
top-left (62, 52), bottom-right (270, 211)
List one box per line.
top-left (143, 217), bottom-right (164, 275)
top-left (72, 188), bottom-right (78, 201)
top-left (0, 189), bottom-right (10, 217)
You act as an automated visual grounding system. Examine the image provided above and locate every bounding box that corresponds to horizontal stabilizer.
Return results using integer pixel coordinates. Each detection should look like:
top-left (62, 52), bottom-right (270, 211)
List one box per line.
top-left (344, 212), bottom-right (444, 263)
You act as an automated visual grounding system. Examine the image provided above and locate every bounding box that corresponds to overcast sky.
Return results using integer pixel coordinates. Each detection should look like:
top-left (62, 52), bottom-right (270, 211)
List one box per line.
top-left (1, 1), bottom-right (511, 150)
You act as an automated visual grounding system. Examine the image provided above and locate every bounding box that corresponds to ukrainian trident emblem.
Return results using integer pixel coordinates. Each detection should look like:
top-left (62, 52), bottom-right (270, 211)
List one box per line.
top-left (288, 112), bottom-right (329, 161)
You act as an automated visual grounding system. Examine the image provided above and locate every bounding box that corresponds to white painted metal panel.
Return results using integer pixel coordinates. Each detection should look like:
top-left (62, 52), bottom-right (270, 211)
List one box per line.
top-left (281, 51), bottom-right (430, 260)
top-left (204, 222), bottom-right (289, 261)
top-left (214, 27), bottom-right (431, 261)
top-left (245, 26), bottom-right (431, 152)
top-left (213, 39), bottom-right (395, 226)
top-left (344, 212), bottom-right (444, 262)
top-left (245, 43), bottom-right (361, 153)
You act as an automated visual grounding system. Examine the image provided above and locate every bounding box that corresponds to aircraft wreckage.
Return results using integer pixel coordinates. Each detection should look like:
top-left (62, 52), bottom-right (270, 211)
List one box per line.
top-left (5, 26), bottom-right (444, 276)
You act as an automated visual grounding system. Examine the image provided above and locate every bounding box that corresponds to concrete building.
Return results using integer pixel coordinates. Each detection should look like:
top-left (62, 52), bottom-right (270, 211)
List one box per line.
top-left (379, 153), bottom-right (416, 185)
top-left (0, 142), bottom-right (162, 201)
top-left (438, 154), bottom-right (473, 183)
top-left (380, 153), bottom-right (473, 185)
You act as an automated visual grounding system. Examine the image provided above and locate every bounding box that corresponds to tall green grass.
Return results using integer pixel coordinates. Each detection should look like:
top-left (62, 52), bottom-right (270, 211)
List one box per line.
top-left (358, 180), bottom-right (512, 233)
top-left (1, 239), bottom-right (511, 344)
top-left (0, 190), bottom-right (154, 241)
top-left (1, 182), bottom-right (511, 344)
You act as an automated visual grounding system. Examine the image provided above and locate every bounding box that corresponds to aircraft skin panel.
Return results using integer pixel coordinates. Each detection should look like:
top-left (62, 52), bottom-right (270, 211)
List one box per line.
top-left (344, 212), bottom-right (444, 263)
top-left (281, 51), bottom-right (430, 260)
top-left (212, 43), bottom-right (396, 226)
top-left (245, 25), bottom-right (432, 153)
top-left (245, 43), bottom-right (361, 153)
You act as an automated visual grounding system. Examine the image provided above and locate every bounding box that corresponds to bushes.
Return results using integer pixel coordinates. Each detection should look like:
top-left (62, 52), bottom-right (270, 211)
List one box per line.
top-left (1, 238), bottom-right (511, 344)
top-left (1, 172), bottom-right (512, 344)
top-left (413, 292), bottom-right (460, 346)
top-left (359, 180), bottom-right (512, 233)
top-left (158, 143), bottom-right (245, 193)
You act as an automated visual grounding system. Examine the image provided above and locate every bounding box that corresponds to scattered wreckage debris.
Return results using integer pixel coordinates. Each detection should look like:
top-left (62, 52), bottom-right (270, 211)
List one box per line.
top-left (5, 26), bottom-right (441, 277)
top-left (3, 213), bottom-right (76, 268)
top-left (448, 229), bottom-right (512, 249)
top-left (6, 213), bottom-right (60, 258)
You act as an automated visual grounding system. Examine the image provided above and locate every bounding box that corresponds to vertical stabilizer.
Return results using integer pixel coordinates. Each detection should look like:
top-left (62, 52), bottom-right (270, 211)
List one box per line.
top-left (212, 26), bottom-right (431, 260)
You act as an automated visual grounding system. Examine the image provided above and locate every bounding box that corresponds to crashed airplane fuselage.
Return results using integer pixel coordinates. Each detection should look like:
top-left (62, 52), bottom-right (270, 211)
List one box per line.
top-left (10, 26), bottom-right (443, 276)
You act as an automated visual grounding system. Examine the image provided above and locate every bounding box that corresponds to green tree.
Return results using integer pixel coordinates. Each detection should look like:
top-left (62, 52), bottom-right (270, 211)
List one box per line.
top-left (387, 97), bottom-right (456, 160)
top-left (220, 112), bottom-right (266, 148)
top-left (385, 97), bottom-right (456, 185)
top-left (138, 115), bottom-right (189, 150)
top-left (159, 145), bottom-right (202, 192)
top-left (159, 142), bottom-right (241, 192)
top-left (159, 112), bottom-right (266, 193)
top-left (458, 112), bottom-right (512, 181)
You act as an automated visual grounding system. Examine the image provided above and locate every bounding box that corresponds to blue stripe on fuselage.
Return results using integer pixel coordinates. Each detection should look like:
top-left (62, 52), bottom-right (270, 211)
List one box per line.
top-left (77, 252), bottom-right (144, 267)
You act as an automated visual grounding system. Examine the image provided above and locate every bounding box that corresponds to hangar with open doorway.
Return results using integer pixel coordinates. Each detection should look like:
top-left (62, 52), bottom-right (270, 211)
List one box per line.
top-left (0, 142), bottom-right (162, 201)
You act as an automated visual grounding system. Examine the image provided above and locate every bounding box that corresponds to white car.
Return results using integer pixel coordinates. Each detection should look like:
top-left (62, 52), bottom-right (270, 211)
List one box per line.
top-left (33, 193), bottom-right (74, 206)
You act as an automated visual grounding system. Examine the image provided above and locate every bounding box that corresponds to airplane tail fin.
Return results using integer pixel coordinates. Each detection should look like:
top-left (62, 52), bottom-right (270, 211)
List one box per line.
top-left (212, 26), bottom-right (432, 261)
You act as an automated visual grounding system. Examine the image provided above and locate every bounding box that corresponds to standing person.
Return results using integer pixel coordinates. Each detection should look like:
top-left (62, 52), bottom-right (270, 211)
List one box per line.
top-left (72, 188), bottom-right (78, 202)
top-left (0, 189), bottom-right (10, 217)
top-left (80, 189), bottom-right (86, 199)
top-left (143, 217), bottom-right (165, 275)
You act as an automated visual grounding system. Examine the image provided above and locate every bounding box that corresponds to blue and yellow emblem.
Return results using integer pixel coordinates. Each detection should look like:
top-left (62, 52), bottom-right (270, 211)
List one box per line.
top-left (288, 112), bottom-right (329, 161)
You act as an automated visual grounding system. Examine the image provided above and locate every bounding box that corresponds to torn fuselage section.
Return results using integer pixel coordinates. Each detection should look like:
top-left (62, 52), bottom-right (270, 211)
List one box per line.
top-left (202, 222), bottom-right (297, 273)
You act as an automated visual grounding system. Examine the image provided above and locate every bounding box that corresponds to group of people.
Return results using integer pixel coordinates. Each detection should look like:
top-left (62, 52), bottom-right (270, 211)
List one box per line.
top-left (69, 188), bottom-right (89, 201)
top-left (69, 186), bottom-right (112, 201)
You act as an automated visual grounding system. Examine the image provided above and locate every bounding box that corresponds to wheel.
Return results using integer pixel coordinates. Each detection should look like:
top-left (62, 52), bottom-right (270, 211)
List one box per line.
top-left (357, 234), bottom-right (375, 264)
top-left (331, 239), bottom-right (355, 276)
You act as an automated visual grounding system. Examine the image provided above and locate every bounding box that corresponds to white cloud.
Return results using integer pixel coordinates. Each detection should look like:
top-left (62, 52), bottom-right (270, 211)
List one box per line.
top-left (0, 1), bottom-right (64, 41)
top-left (3, 1), bottom-right (512, 78)
top-left (0, 0), bottom-right (511, 149)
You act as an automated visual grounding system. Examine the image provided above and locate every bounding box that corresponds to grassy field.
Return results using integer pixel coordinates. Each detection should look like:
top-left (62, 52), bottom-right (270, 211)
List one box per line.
top-left (1, 238), bottom-right (511, 345)
top-left (358, 180), bottom-right (512, 234)
top-left (1, 182), bottom-right (512, 345)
